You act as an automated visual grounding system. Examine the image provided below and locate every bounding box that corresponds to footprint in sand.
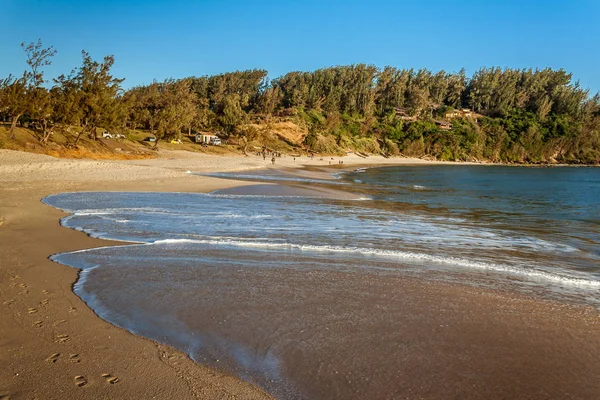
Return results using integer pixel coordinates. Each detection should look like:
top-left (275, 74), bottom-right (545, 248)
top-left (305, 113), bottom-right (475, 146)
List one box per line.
top-left (42, 290), bottom-right (51, 295)
top-left (69, 354), bottom-right (80, 363)
top-left (73, 376), bottom-right (87, 387)
top-left (69, 307), bottom-right (77, 314)
top-left (10, 275), bottom-right (21, 280)
top-left (18, 283), bottom-right (27, 289)
top-left (102, 373), bottom-right (119, 384)
top-left (45, 353), bottom-right (60, 363)
top-left (53, 320), bottom-right (66, 327)
top-left (3, 299), bottom-right (15, 306)
top-left (41, 299), bottom-right (49, 306)
top-left (27, 308), bottom-right (38, 314)
top-left (55, 334), bottom-right (70, 343)
top-left (33, 321), bottom-right (43, 328)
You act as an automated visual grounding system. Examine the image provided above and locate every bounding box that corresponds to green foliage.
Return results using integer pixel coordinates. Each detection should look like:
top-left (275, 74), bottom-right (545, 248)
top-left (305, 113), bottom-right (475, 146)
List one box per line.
top-left (1, 39), bottom-right (599, 163)
top-left (221, 94), bottom-right (246, 135)
top-left (303, 131), bottom-right (343, 154)
top-left (153, 79), bottom-right (197, 146)
top-left (382, 138), bottom-right (400, 155)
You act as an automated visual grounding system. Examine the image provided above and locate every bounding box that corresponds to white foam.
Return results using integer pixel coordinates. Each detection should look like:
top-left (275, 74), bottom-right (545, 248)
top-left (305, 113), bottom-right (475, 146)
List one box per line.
top-left (202, 173), bottom-right (348, 185)
top-left (150, 238), bottom-right (600, 288)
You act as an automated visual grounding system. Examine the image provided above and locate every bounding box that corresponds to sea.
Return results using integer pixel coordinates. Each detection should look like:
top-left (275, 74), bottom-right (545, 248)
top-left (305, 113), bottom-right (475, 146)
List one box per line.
top-left (44, 165), bottom-right (600, 399)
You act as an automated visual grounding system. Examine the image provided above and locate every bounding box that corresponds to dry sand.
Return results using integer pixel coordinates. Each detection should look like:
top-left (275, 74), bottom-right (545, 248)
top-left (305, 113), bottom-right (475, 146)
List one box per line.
top-left (0, 149), bottom-right (436, 399)
top-left (1, 149), bottom-right (599, 399)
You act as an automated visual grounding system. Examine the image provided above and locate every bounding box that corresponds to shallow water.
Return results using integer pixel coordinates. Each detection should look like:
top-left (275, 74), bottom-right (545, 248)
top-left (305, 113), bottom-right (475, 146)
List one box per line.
top-left (45, 165), bottom-right (600, 399)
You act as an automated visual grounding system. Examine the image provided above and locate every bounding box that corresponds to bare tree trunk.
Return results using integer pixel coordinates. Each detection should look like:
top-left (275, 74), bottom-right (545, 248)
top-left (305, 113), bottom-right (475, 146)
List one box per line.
top-left (40, 120), bottom-right (54, 144)
top-left (152, 136), bottom-right (160, 151)
top-left (73, 125), bottom-right (90, 146)
top-left (87, 125), bottom-right (98, 140)
top-left (9, 114), bottom-right (22, 139)
top-left (242, 137), bottom-right (249, 156)
top-left (73, 131), bottom-right (84, 146)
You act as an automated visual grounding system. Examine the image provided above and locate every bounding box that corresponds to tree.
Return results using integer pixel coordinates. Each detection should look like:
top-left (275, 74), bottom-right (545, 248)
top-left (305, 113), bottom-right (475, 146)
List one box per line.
top-left (0, 75), bottom-right (27, 138)
top-left (51, 73), bottom-right (83, 132)
top-left (237, 125), bottom-right (260, 155)
top-left (152, 79), bottom-right (197, 149)
top-left (72, 51), bottom-right (124, 145)
top-left (220, 94), bottom-right (246, 135)
top-left (21, 39), bottom-right (57, 142)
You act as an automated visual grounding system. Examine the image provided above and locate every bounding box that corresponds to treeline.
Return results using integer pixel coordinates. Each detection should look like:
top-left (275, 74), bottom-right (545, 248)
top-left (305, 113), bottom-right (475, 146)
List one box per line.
top-left (1, 40), bottom-right (599, 163)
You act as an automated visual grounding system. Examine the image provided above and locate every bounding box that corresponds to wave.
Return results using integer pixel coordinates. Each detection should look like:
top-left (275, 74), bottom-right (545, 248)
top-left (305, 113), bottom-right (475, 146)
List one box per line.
top-left (149, 238), bottom-right (600, 288)
top-left (199, 172), bottom-right (347, 185)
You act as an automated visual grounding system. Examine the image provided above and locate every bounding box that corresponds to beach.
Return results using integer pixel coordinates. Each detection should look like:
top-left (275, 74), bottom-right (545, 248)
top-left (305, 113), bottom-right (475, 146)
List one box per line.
top-left (0, 150), bottom-right (430, 399)
top-left (1, 149), bottom-right (599, 399)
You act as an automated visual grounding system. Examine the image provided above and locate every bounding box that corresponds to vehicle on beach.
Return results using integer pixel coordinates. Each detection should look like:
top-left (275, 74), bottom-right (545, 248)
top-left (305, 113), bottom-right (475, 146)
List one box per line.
top-left (102, 131), bottom-right (125, 139)
top-left (143, 136), bottom-right (156, 142)
top-left (194, 133), bottom-right (221, 145)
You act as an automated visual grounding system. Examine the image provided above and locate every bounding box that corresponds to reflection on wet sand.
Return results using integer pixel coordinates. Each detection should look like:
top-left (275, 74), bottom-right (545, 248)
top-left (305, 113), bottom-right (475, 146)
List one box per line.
top-left (63, 243), bottom-right (600, 399)
top-left (45, 165), bottom-right (600, 399)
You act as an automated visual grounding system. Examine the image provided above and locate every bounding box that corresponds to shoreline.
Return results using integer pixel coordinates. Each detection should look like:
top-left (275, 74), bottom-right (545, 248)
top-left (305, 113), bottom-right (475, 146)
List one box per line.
top-left (0, 149), bottom-right (443, 399)
top-left (2, 148), bottom-right (600, 399)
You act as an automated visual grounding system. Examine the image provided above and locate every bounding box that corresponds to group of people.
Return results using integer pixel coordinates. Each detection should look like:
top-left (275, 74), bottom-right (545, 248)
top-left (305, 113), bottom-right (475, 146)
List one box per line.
top-left (257, 147), bottom-right (282, 164)
top-left (259, 149), bottom-right (345, 166)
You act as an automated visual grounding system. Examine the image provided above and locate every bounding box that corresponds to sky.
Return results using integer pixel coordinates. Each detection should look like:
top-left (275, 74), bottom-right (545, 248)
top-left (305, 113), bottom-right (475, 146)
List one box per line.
top-left (1, 0), bottom-right (599, 93)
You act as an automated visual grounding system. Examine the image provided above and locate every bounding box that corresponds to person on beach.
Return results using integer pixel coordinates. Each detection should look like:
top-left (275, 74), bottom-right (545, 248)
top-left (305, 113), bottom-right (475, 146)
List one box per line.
top-left (271, 156), bottom-right (276, 164)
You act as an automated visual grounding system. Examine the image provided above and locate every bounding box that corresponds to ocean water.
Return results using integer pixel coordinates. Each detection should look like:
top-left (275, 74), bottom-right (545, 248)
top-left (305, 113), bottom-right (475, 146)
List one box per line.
top-left (44, 165), bottom-right (600, 399)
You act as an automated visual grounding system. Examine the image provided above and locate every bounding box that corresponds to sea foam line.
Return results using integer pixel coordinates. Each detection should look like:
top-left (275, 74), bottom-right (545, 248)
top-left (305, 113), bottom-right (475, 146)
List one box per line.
top-left (200, 173), bottom-right (348, 185)
top-left (151, 238), bottom-right (600, 288)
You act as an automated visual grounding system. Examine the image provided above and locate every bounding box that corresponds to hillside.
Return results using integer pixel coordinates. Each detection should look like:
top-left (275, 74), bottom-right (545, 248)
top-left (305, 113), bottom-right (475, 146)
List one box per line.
top-left (3, 43), bottom-right (599, 164)
top-left (0, 124), bottom-right (261, 160)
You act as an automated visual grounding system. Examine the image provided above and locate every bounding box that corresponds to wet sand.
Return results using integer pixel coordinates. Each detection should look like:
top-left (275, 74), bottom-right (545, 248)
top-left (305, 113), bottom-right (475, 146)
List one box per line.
top-left (0, 149), bottom-right (430, 399)
top-left (73, 242), bottom-right (600, 399)
top-left (0, 179), bottom-right (272, 398)
top-left (1, 148), bottom-right (600, 399)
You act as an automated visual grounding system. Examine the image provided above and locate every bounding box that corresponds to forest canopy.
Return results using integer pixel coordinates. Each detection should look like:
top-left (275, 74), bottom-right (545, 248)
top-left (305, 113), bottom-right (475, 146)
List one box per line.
top-left (1, 40), bottom-right (599, 163)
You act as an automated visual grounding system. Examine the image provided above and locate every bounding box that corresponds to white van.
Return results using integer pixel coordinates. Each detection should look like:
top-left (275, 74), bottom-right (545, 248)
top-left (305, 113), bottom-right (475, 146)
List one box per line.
top-left (195, 133), bottom-right (221, 145)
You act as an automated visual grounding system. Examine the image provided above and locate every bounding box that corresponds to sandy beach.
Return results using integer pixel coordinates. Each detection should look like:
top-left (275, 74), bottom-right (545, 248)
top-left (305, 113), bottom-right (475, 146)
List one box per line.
top-left (0, 149), bottom-right (431, 399)
top-left (1, 149), bottom-right (600, 399)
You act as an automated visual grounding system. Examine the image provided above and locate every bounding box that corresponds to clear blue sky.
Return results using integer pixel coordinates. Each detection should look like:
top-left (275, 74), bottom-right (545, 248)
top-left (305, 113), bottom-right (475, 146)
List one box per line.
top-left (1, 0), bottom-right (599, 93)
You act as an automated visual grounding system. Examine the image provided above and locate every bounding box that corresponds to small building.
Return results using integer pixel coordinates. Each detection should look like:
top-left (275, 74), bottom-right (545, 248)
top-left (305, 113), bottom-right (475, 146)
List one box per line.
top-left (435, 120), bottom-right (453, 130)
top-left (394, 107), bottom-right (417, 121)
top-left (393, 107), bottom-right (411, 117)
top-left (445, 108), bottom-right (473, 119)
top-left (445, 110), bottom-right (460, 119)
